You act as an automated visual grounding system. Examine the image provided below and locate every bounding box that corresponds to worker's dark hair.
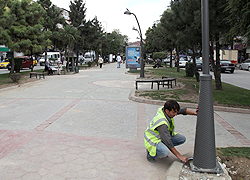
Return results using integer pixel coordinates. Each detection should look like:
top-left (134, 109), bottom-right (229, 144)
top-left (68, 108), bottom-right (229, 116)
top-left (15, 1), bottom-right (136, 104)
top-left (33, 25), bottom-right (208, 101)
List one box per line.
top-left (163, 100), bottom-right (180, 112)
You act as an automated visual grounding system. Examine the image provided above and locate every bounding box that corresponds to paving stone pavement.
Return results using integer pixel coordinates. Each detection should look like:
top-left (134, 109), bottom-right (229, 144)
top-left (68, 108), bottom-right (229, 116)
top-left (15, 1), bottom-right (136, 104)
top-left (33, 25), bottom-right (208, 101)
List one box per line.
top-left (0, 63), bottom-right (249, 180)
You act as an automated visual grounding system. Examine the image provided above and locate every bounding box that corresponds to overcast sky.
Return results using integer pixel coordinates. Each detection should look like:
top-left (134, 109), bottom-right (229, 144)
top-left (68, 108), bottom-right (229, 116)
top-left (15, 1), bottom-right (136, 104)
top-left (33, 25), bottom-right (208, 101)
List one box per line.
top-left (50, 0), bottom-right (171, 42)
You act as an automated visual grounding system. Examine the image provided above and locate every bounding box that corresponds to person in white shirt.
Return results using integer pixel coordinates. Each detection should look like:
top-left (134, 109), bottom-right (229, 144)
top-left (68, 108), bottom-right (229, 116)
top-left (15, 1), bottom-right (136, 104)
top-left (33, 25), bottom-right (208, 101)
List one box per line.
top-left (116, 53), bottom-right (122, 68)
top-left (98, 55), bottom-right (104, 68)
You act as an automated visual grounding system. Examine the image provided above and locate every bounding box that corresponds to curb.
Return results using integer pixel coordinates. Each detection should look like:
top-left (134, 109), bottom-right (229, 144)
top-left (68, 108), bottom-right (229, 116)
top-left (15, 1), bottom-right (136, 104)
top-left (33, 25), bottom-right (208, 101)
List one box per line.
top-left (161, 161), bottom-right (183, 180)
top-left (129, 90), bottom-right (250, 114)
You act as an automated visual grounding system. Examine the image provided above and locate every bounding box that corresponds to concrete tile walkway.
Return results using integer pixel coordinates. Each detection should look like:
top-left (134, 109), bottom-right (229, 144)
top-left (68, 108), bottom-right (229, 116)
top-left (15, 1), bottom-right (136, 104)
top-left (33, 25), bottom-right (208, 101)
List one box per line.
top-left (0, 63), bottom-right (249, 179)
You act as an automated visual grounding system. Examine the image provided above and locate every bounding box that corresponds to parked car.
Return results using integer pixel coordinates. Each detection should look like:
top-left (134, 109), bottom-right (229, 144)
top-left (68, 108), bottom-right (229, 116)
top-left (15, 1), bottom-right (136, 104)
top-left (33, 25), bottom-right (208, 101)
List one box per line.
top-left (164, 55), bottom-right (176, 64)
top-left (163, 57), bottom-right (170, 63)
top-left (239, 59), bottom-right (250, 71)
top-left (0, 59), bottom-right (9, 68)
top-left (178, 57), bottom-right (189, 67)
top-left (196, 58), bottom-right (203, 71)
top-left (7, 56), bottom-right (34, 70)
top-left (39, 56), bottom-right (46, 66)
top-left (210, 60), bottom-right (235, 73)
top-left (40, 52), bottom-right (61, 66)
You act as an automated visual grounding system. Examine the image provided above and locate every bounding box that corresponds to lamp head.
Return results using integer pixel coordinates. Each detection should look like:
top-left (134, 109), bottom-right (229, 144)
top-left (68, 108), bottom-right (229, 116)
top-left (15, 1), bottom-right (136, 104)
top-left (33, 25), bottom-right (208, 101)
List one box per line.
top-left (132, 26), bottom-right (137, 31)
top-left (124, 8), bottom-right (132, 15)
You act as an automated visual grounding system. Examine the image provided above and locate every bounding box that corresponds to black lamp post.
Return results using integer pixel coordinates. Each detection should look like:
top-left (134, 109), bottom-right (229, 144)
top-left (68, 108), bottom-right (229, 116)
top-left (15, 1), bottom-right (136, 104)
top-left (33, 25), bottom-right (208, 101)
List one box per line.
top-left (191, 0), bottom-right (223, 174)
top-left (124, 8), bottom-right (144, 78)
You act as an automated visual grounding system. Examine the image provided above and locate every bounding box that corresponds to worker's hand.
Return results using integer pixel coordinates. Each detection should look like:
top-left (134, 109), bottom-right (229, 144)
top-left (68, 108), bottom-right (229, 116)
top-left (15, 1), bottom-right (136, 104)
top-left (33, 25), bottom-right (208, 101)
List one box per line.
top-left (179, 155), bottom-right (188, 163)
top-left (196, 105), bottom-right (199, 115)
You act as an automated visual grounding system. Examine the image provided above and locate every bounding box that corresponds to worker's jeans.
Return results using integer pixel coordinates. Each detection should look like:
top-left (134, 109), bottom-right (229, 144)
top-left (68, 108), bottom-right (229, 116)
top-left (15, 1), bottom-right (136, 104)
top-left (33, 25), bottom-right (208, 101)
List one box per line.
top-left (153, 133), bottom-right (186, 159)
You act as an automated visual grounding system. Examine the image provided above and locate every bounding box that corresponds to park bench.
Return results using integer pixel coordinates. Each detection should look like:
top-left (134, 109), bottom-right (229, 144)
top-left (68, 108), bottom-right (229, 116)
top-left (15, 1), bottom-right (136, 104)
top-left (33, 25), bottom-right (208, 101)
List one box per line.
top-left (162, 76), bottom-right (177, 87)
top-left (135, 77), bottom-right (177, 90)
top-left (29, 72), bottom-right (45, 79)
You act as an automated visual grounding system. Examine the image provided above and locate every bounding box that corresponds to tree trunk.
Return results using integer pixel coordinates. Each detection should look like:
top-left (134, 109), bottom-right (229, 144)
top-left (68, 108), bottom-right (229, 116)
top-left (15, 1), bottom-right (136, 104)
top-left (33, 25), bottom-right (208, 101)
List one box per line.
top-left (170, 49), bottom-right (173, 68)
top-left (10, 51), bottom-right (15, 74)
top-left (193, 45), bottom-right (199, 82)
top-left (45, 48), bottom-right (48, 64)
top-left (76, 51), bottom-right (79, 67)
top-left (30, 51), bottom-right (34, 72)
top-left (95, 50), bottom-right (99, 66)
top-left (176, 46), bottom-right (180, 72)
top-left (66, 49), bottom-right (70, 72)
top-left (211, 40), bottom-right (222, 90)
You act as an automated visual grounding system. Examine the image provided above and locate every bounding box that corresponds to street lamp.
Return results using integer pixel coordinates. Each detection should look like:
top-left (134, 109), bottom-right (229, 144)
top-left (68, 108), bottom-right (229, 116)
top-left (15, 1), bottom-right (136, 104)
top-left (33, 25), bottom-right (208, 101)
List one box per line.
top-left (124, 8), bottom-right (144, 78)
top-left (190, 0), bottom-right (223, 174)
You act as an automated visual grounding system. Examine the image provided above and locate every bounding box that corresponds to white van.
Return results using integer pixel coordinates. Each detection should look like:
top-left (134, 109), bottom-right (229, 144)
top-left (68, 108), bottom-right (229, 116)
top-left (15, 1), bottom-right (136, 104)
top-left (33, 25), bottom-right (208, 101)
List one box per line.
top-left (84, 51), bottom-right (96, 63)
top-left (40, 52), bottom-right (61, 66)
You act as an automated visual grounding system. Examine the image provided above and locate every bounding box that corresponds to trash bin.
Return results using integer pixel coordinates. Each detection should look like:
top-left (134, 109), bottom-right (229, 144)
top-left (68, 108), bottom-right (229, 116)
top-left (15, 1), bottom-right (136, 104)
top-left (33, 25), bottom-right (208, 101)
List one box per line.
top-left (75, 66), bottom-right (79, 73)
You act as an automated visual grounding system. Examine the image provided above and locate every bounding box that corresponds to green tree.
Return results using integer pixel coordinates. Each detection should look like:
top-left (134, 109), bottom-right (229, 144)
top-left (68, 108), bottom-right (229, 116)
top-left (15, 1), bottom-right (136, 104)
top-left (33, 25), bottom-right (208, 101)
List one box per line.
top-left (0, 0), bottom-right (11, 42)
top-left (158, 9), bottom-right (176, 68)
top-left (144, 23), bottom-right (164, 55)
top-left (153, 52), bottom-right (168, 60)
top-left (63, 24), bottom-right (80, 71)
top-left (69, 0), bottom-right (86, 27)
top-left (106, 30), bottom-right (128, 57)
top-left (89, 16), bottom-right (103, 63)
top-left (159, 9), bottom-right (180, 72)
top-left (176, 0), bottom-right (201, 81)
top-left (209, 0), bottom-right (231, 90)
top-left (2, 0), bottom-right (45, 74)
top-left (69, 0), bottom-right (87, 65)
top-left (37, 0), bottom-right (64, 65)
top-left (226, 0), bottom-right (250, 44)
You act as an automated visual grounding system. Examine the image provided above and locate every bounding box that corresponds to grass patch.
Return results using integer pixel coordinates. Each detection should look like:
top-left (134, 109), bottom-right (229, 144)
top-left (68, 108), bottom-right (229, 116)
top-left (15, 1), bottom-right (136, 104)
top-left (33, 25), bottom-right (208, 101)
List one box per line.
top-left (128, 70), bottom-right (149, 74)
top-left (134, 67), bottom-right (250, 108)
top-left (137, 89), bottom-right (197, 103)
top-left (217, 147), bottom-right (250, 159)
top-left (213, 82), bottom-right (250, 106)
top-left (138, 90), bottom-right (172, 100)
top-left (0, 69), bottom-right (45, 86)
top-left (0, 73), bottom-right (13, 86)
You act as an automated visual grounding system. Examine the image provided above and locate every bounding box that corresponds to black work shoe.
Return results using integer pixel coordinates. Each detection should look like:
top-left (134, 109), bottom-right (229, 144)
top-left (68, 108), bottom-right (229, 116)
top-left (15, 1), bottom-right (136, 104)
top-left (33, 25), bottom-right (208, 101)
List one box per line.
top-left (147, 152), bottom-right (155, 163)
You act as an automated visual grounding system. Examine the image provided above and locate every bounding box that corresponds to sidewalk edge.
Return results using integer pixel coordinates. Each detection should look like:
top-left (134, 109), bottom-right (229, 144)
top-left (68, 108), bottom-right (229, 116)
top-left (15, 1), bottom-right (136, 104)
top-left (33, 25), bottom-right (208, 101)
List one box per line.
top-left (161, 161), bottom-right (183, 180)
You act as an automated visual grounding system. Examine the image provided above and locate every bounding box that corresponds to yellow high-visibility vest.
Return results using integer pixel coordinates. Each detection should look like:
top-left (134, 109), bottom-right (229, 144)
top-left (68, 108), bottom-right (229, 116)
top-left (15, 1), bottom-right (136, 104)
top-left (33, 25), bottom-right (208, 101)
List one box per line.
top-left (144, 107), bottom-right (177, 157)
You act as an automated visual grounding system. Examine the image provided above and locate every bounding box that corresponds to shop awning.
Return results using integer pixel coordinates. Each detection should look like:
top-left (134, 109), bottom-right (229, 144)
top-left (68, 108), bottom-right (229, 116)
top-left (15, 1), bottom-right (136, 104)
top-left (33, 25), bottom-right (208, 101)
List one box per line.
top-left (0, 47), bottom-right (10, 52)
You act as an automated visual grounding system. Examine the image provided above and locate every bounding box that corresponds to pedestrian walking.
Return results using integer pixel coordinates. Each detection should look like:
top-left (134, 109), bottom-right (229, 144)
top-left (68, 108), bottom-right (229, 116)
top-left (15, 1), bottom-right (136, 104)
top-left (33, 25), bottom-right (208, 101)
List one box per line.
top-left (98, 55), bottom-right (103, 68)
top-left (116, 53), bottom-right (121, 68)
top-left (145, 100), bottom-right (198, 163)
top-left (57, 61), bottom-right (62, 75)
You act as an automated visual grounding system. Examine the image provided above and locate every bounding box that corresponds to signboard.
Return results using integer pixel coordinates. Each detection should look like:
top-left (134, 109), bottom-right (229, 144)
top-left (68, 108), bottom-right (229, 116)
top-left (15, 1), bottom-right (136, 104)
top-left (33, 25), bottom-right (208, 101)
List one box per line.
top-left (126, 46), bottom-right (141, 69)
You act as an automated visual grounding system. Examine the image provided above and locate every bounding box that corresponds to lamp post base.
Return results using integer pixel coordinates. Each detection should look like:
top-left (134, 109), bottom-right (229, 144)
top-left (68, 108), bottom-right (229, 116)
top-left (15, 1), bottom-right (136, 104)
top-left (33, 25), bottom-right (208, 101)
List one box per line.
top-left (190, 159), bottom-right (224, 174)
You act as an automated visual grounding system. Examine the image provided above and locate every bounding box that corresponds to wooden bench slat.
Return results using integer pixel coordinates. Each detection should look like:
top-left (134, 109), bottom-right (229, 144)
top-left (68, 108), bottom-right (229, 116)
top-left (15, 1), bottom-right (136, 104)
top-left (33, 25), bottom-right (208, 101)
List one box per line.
top-left (135, 77), bottom-right (177, 90)
top-left (30, 72), bottom-right (45, 79)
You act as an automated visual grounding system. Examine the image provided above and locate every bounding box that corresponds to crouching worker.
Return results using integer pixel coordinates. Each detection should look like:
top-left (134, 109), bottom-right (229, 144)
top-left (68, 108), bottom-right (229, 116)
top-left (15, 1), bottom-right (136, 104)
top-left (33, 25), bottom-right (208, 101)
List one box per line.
top-left (144, 100), bottom-right (197, 163)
